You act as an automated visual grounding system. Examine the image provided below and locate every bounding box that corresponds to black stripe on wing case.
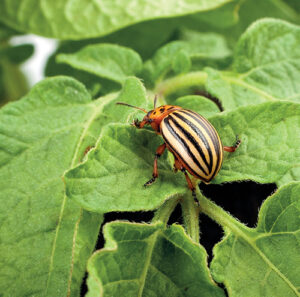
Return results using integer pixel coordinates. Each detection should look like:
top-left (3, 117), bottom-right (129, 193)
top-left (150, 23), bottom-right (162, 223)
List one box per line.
top-left (162, 117), bottom-right (209, 177)
top-left (171, 112), bottom-right (213, 172)
top-left (162, 133), bottom-right (204, 179)
top-left (180, 110), bottom-right (220, 153)
top-left (180, 110), bottom-right (222, 178)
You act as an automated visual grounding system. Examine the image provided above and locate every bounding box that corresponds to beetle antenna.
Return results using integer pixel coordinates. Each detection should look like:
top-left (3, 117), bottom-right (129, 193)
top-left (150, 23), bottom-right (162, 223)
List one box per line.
top-left (153, 95), bottom-right (158, 109)
top-left (116, 102), bottom-right (147, 113)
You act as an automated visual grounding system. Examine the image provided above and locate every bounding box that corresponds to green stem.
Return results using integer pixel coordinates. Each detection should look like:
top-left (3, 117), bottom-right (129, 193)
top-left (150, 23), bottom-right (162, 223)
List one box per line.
top-left (152, 196), bottom-right (181, 226)
top-left (155, 71), bottom-right (208, 97)
top-left (196, 188), bottom-right (253, 236)
top-left (181, 192), bottom-right (200, 243)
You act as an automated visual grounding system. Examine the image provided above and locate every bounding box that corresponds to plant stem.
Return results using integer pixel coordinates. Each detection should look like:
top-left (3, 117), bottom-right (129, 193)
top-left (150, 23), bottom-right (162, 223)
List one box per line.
top-left (152, 195), bottom-right (181, 226)
top-left (196, 188), bottom-right (253, 236)
top-left (181, 192), bottom-right (200, 243)
top-left (155, 71), bottom-right (207, 97)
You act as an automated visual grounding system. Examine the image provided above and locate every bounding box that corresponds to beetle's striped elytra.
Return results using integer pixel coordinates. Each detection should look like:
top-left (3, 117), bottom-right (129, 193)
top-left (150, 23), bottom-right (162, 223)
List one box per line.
top-left (117, 100), bottom-right (240, 200)
top-left (161, 109), bottom-right (223, 183)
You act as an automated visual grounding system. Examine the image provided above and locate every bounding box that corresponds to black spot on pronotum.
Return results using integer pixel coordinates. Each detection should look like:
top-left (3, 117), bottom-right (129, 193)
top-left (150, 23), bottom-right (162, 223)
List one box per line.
top-left (160, 108), bottom-right (165, 113)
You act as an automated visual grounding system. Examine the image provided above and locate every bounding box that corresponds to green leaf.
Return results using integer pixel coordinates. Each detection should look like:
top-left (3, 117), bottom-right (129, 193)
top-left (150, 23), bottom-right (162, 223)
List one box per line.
top-left (143, 32), bottom-right (231, 85)
top-left (86, 221), bottom-right (225, 297)
top-left (172, 95), bottom-right (220, 118)
top-left (45, 18), bottom-right (179, 74)
top-left (210, 182), bottom-right (300, 297)
top-left (179, 29), bottom-right (232, 64)
top-left (210, 101), bottom-right (300, 186)
top-left (188, 1), bottom-right (239, 29)
top-left (97, 76), bottom-right (150, 127)
top-left (57, 44), bottom-right (143, 84)
top-left (0, 77), bottom-right (107, 296)
top-left (0, 76), bottom-right (148, 295)
top-left (0, 0), bottom-right (231, 39)
top-left (172, 50), bottom-right (191, 75)
top-left (93, 19), bottom-right (179, 60)
top-left (46, 54), bottom-right (118, 98)
top-left (205, 18), bottom-right (300, 110)
top-left (65, 124), bottom-right (186, 213)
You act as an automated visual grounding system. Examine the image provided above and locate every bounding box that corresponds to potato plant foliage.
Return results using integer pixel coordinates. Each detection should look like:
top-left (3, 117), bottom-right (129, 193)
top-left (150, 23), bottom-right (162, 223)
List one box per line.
top-left (0, 1), bottom-right (300, 297)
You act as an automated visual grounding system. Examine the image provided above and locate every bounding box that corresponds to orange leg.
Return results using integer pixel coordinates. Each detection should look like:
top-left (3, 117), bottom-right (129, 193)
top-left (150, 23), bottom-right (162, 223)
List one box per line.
top-left (132, 119), bottom-right (147, 129)
top-left (173, 156), bottom-right (198, 203)
top-left (144, 143), bottom-right (166, 187)
top-left (173, 157), bottom-right (182, 173)
top-left (224, 137), bottom-right (241, 152)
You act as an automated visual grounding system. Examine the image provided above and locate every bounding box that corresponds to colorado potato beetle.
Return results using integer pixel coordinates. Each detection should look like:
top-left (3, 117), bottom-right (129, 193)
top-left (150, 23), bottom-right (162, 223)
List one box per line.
top-left (117, 98), bottom-right (240, 200)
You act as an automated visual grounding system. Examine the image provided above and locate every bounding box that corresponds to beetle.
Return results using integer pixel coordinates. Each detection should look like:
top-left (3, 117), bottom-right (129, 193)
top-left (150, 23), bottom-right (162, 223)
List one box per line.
top-left (117, 98), bottom-right (240, 200)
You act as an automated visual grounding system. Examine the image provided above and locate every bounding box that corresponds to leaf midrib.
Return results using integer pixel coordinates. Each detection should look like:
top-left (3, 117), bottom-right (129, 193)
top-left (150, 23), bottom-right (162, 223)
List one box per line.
top-left (228, 221), bottom-right (300, 296)
top-left (137, 229), bottom-right (196, 297)
top-left (223, 75), bottom-right (279, 101)
top-left (138, 230), bottom-right (159, 297)
top-left (238, 57), bottom-right (300, 79)
top-left (268, 200), bottom-right (299, 233)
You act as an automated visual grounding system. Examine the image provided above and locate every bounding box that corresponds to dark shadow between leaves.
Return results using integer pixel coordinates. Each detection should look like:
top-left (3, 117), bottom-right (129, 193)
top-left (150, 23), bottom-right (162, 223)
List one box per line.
top-left (80, 181), bottom-right (277, 296)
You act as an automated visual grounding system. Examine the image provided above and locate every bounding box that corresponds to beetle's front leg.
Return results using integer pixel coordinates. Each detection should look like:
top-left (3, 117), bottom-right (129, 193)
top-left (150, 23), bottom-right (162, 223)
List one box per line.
top-left (131, 119), bottom-right (147, 129)
top-left (144, 143), bottom-right (166, 187)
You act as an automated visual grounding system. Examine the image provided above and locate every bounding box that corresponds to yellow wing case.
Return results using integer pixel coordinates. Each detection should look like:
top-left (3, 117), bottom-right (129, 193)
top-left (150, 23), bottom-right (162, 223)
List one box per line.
top-left (161, 109), bottom-right (223, 183)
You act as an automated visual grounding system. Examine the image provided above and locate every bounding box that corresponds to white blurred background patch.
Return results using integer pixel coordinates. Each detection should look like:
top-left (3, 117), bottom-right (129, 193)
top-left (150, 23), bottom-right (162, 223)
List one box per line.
top-left (10, 35), bottom-right (58, 86)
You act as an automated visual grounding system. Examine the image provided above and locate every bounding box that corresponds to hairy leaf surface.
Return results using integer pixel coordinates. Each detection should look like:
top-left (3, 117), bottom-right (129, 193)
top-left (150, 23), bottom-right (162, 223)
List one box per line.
top-left (65, 124), bottom-right (187, 212)
top-left (210, 101), bottom-right (300, 185)
top-left (205, 19), bottom-right (300, 109)
top-left (0, 77), bottom-right (109, 296)
top-left (211, 182), bottom-right (300, 297)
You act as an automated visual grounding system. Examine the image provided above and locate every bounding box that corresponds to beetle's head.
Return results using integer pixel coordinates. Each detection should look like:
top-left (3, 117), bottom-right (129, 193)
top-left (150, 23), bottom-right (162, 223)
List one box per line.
top-left (116, 99), bottom-right (181, 132)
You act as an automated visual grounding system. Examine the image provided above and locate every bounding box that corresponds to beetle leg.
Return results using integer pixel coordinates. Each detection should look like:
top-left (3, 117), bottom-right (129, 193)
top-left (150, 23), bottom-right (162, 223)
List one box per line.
top-left (173, 156), bottom-right (182, 173)
top-left (144, 143), bottom-right (166, 187)
top-left (223, 136), bottom-right (241, 152)
top-left (181, 168), bottom-right (197, 203)
top-left (173, 157), bottom-right (198, 203)
top-left (132, 119), bottom-right (147, 129)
